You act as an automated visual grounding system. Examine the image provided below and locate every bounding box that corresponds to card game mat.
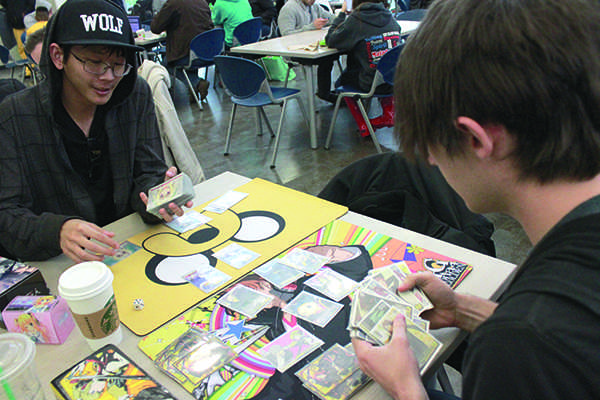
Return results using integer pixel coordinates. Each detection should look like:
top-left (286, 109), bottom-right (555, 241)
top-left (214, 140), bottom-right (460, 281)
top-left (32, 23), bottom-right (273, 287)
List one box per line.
top-left (138, 219), bottom-right (474, 400)
top-left (110, 178), bottom-right (347, 335)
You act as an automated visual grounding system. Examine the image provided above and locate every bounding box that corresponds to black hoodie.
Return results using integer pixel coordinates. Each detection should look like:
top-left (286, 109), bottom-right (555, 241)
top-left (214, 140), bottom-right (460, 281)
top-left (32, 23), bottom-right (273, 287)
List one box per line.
top-left (325, 3), bottom-right (400, 92)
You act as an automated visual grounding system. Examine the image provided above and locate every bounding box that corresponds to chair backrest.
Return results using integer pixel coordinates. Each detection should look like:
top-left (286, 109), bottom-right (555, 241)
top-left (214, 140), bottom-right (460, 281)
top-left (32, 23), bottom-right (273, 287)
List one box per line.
top-left (0, 45), bottom-right (9, 64)
top-left (377, 42), bottom-right (405, 85)
top-left (189, 28), bottom-right (225, 62)
top-left (128, 15), bottom-right (141, 32)
top-left (213, 55), bottom-right (266, 99)
top-left (232, 17), bottom-right (262, 46)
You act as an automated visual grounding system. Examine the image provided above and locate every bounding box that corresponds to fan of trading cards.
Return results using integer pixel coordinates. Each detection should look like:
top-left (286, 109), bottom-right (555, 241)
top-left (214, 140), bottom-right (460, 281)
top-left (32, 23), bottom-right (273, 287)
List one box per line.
top-left (348, 262), bottom-right (443, 373)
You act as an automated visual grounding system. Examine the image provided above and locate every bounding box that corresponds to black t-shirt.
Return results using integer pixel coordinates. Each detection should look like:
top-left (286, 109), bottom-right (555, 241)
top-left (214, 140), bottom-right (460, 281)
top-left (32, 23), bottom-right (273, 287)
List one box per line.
top-left (55, 101), bottom-right (117, 226)
top-left (462, 197), bottom-right (600, 399)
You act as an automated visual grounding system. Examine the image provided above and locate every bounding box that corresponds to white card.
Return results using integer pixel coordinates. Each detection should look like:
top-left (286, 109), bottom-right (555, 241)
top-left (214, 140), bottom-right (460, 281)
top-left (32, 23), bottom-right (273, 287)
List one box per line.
top-left (166, 209), bottom-right (212, 233)
top-left (204, 191), bottom-right (248, 214)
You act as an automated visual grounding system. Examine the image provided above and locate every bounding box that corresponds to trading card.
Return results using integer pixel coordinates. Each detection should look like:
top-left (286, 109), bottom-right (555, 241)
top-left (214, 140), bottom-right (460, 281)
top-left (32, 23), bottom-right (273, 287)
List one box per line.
top-left (154, 327), bottom-right (212, 383)
top-left (412, 316), bottom-right (430, 332)
top-left (348, 328), bottom-right (375, 344)
top-left (254, 259), bottom-right (305, 289)
top-left (279, 247), bottom-right (330, 274)
top-left (323, 368), bottom-right (371, 400)
top-left (404, 318), bottom-right (443, 372)
top-left (258, 325), bottom-right (324, 372)
top-left (174, 334), bottom-right (238, 385)
top-left (165, 209), bottom-right (212, 233)
top-left (357, 300), bottom-right (394, 345)
top-left (348, 288), bottom-right (414, 330)
top-left (296, 343), bottom-right (357, 395)
top-left (182, 265), bottom-right (231, 293)
top-left (360, 278), bottom-right (404, 304)
top-left (102, 240), bottom-right (141, 266)
top-left (204, 190), bottom-right (248, 214)
top-left (304, 268), bottom-right (358, 302)
top-left (282, 291), bottom-right (344, 328)
top-left (217, 284), bottom-right (274, 318)
top-left (213, 243), bottom-right (261, 269)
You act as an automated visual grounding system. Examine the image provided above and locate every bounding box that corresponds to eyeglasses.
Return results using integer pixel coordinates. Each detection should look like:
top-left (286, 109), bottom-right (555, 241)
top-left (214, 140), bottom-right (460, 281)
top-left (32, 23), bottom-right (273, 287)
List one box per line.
top-left (70, 52), bottom-right (132, 77)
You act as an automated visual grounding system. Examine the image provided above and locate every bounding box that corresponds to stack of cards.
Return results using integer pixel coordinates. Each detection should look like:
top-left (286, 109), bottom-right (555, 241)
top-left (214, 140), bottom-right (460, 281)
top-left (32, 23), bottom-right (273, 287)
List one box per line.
top-left (348, 262), bottom-right (442, 372)
top-left (146, 172), bottom-right (195, 217)
top-left (295, 343), bottom-right (370, 400)
top-left (154, 328), bottom-right (238, 385)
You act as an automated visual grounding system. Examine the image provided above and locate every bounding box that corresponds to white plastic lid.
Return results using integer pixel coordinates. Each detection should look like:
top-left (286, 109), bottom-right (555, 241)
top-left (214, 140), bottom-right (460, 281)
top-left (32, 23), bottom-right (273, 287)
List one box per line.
top-left (58, 261), bottom-right (113, 301)
top-left (0, 333), bottom-right (36, 379)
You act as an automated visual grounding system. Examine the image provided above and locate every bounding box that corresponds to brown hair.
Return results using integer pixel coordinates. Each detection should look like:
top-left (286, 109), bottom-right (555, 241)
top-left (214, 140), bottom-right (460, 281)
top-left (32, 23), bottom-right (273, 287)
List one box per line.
top-left (395, 0), bottom-right (600, 183)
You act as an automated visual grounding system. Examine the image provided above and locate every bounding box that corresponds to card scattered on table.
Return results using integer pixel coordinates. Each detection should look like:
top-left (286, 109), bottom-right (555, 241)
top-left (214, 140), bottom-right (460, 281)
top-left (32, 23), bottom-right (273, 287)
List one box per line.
top-left (146, 172), bottom-right (195, 217)
top-left (217, 284), bottom-right (274, 318)
top-left (103, 240), bottom-right (141, 266)
top-left (304, 268), bottom-right (358, 301)
top-left (166, 209), bottom-right (211, 233)
top-left (181, 265), bottom-right (231, 293)
top-left (282, 291), bottom-right (343, 328)
top-left (279, 247), bottom-right (330, 274)
top-left (204, 190), bottom-right (248, 214)
top-left (213, 243), bottom-right (261, 269)
top-left (254, 259), bottom-right (305, 289)
top-left (258, 325), bottom-right (324, 372)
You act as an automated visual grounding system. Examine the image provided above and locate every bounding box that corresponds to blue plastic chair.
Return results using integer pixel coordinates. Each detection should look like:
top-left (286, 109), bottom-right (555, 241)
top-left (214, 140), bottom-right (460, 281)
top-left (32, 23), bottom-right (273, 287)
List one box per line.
top-left (213, 55), bottom-right (308, 168)
top-left (232, 17), bottom-right (262, 46)
top-left (325, 43), bottom-right (405, 153)
top-left (172, 28), bottom-right (225, 110)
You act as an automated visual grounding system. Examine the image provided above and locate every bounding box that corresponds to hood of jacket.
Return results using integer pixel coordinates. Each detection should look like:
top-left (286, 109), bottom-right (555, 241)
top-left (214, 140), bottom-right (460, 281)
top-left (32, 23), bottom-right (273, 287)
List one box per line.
top-left (38, 5), bottom-right (139, 112)
top-left (351, 3), bottom-right (395, 28)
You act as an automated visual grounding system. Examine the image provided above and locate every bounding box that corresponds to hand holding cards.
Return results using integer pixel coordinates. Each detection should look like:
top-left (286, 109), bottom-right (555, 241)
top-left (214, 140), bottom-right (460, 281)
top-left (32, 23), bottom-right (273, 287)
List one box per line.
top-left (146, 172), bottom-right (195, 218)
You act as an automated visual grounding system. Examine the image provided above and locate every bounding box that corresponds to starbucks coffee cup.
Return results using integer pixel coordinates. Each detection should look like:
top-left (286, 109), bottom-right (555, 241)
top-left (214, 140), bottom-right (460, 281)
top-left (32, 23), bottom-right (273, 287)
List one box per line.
top-left (58, 261), bottom-right (122, 349)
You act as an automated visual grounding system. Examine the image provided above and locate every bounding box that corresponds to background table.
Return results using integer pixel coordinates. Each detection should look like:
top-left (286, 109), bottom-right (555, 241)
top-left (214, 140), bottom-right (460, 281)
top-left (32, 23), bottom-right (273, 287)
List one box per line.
top-left (231, 20), bottom-right (419, 150)
top-left (30, 171), bottom-right (516, 400)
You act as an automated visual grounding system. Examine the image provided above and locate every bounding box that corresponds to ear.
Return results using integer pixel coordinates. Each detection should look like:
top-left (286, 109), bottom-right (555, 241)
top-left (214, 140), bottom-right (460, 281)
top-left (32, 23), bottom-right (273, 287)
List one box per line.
top-left (455, 116), bottom-right (495, 160)
top-left (48, 43), bottom-right (64, 70)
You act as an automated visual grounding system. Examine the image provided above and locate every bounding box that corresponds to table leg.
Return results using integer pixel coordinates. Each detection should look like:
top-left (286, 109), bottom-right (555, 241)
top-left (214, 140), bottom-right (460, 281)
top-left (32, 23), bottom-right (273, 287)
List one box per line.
top-left (303, 64), bottom-right (318, 149)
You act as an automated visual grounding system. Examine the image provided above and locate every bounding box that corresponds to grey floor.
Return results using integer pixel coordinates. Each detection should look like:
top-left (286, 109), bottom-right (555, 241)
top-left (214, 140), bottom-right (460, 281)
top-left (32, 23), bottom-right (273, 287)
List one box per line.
top-left (4, 62), bottom-right (532, 396)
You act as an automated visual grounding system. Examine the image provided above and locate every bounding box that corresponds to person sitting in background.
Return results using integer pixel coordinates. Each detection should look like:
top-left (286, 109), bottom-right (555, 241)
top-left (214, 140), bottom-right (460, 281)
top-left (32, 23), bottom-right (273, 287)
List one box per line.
top-left (325, 0), bottom-right (400, 136)
top-left (211, 0), bottom-right (253, 50)
top-left (23, 24), bottom-right (44, 63)
top-left (23, 0), bottom-right (51, 31)
top-left (352, 0), bottom-right (600, 399)
top-left (249, 0), bottom-right (277, 38)
top-left (278, 0), bottom-right (337, 103)
top-left (0, 0), bottom-right (190, 263)
top-left (150, 0), bottom-right (214, 97)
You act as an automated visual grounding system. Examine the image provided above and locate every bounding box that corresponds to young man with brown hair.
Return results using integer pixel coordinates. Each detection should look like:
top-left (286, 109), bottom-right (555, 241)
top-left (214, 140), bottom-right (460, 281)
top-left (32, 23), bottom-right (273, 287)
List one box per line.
top-left (352, 0), bottom-right (600, 398)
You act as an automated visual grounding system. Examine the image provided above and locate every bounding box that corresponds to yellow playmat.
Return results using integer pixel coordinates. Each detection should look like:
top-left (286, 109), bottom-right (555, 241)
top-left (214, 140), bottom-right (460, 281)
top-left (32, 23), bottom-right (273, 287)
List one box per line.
top-left (110, 178), bottom-right (347, 335)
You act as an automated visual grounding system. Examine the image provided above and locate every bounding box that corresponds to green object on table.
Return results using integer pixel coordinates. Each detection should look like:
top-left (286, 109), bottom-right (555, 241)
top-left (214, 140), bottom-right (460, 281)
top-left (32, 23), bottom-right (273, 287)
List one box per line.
top-left (319, 39), bottom-right (327, 46)
top-left (260, 56), bottom-right (296, 82)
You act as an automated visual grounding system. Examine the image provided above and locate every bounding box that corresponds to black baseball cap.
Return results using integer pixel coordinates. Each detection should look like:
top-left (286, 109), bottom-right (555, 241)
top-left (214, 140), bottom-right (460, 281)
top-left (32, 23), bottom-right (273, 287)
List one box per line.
top-left (53, 0), bottom-right (143, 51)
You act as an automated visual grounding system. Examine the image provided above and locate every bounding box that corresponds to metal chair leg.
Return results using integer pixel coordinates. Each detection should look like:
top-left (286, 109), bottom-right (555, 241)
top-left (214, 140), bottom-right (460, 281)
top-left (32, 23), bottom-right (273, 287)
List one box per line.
top-left (224, 104), bottom-right (237, 155)
top-left (357, 99), bottom-right (383, 153)
top-left (270, 99), bottom-right (288, 168)
top-left (182, 69), bottom-right (203, 111)
top-left (325, 95), bottom-right (344, 149)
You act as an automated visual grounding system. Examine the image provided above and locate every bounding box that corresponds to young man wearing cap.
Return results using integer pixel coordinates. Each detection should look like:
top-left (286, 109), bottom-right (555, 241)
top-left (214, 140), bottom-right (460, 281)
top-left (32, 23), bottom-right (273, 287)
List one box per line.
top-left (0, 0), bottom-right (190, 263)
top-left (351, 0), bottom-right (600, 399)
